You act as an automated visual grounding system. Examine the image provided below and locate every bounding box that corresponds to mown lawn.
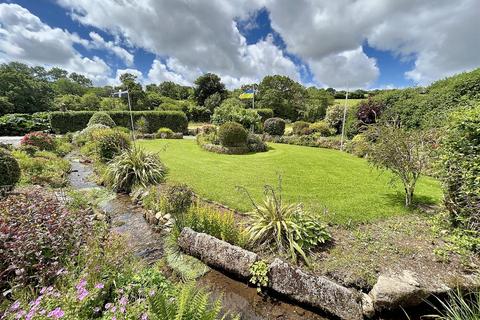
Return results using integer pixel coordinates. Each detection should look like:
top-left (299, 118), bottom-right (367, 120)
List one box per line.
top-left (139, 139), bottom-right (442, 225)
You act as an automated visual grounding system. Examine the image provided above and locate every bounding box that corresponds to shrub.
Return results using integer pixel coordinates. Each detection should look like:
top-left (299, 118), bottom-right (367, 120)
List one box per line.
top-left (310, 121), bottom-right (335, 137)
top-left (241, 182), bottom-right (330, 265)
top-left (199, 124), bottom-right (217, 135)
top-left (428, 289), bottom-right (480, 320)
top-left (292, 121), bottom-right (311, 135)
top-left (0, 149), bottom-right (20, 190)
top-left (156, 127), bottom-right (174, 139)
top-left (264, 117), bottom-right (286, 136)
top-left (51, 111), bottom-right (188, 134)
top-left (135, 116), bottom-right (149, 133)
top-left (13, 150), bottom-right (70, 187)
top-left (218, 122), bottom-right (248, 147)
top-left (256, 108), bottom-right (274, 122)
top-left (94, 129), bottom-right (132, 162)
top-left (0, 113), bottom-right (50, 136)
top-left (357, 97), bottom-right (384, 125)
top-left (161, 183), bottom-right (194, 215)
top-left (211, 98), bottom-right (261, 129)
top-left (441, 105), bottom-right (480, 231)
top-left (175, 202), bottom-right (247, 247)
top-left (106, 147), bottom-right (167, 193)
top-left (0, 187), bottom-right (92, 291)
top-left (346, 134), bottom-right (370, 157)
top-left (87, 112), bottom-right (116, 128)
top-left (247, 133), bottom-right (268, 153)
top-left (20, 131), bottom-right (55, 151)
top-left (325, 104), bottom-right (345, 133)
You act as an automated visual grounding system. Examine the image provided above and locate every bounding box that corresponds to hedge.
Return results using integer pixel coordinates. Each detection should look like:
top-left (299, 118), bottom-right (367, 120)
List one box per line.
top-left (0, 113), bottom-right (50, 136)
top-left (255, 108), bottom-right (274, 121)
top-left (50, 111), bottom-right (188, 134)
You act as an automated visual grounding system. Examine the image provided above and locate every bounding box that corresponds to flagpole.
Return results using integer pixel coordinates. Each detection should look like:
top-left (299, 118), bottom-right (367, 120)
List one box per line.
top-left (252, 85), bottom-right (255, 109)
top-left (114, 89), bottom-right (136, 142)
top-left (340, 85), bottom-right (349, 151)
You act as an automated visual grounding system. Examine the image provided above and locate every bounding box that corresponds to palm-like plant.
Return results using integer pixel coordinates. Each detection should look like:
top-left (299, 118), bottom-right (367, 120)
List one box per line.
top-left (426, 290), bottom-right (480, 320)
top-left (106, 146), bottom-right (166, 193)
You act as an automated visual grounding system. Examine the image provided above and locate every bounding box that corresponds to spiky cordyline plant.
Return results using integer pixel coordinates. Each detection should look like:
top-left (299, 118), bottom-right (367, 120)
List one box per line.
top-left (426, 290), bottom-right (480, 320)
top-left (106, 146), bottom-right (166, 193)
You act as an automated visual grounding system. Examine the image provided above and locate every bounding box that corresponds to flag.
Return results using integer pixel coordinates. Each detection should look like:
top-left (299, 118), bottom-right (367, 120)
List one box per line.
top-left (239, 89), bottom-right (254, 100)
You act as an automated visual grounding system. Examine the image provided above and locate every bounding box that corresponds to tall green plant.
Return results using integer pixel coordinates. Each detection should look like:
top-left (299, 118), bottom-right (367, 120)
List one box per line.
top-left (427, 290), bottom-right (480, 320)
top-left (106, 147), bottom-right (166, 193)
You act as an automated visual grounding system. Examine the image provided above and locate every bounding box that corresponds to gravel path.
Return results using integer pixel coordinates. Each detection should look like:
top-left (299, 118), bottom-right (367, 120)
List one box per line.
top-left (0, 136), bottom-right (23, 147)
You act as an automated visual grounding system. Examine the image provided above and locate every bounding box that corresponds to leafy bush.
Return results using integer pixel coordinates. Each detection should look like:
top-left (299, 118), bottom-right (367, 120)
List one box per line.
top-left (345, 133), bottom-right (370, 157)
top-left (247, 133), bottom-right (268, 153)
top-left (264, 117), bottom-right (286, 136)
top-left (199, 124), bottom-right (217, 135)
top-left (241, 182), bottom-right (330, 265)
top-left (175, 203), bottom-right (247, 247)
top-left (0, 113), bottom-right (50, 136)
top-left (256, 108), bottom-right (274, 122)
top-left (20, 131), bottom-right (55, 151)
top-left (309, 121), bottom-right (335, 137)
top-left (51, 111), bottom-right (188, 133)
top-left (440, 105), bottom-right (480, 231)
top-left (357, 97), bottom-right (384, 125)
top-left (0, 187), bottom-right (92, 291)
top-left (135, 116), bottom-right (149, 133)
top-left (325, 104), bottom-right (345, 133)
top-left (292, 121), bottom-right (311, 135)
top-left (211, 98), bottom-right (261, 129)
top-left (144, 183), bottom-right (195, 216)
top-left (218, 121), bottom-right (248, 147)
top-left (0, 149), bottom-right (20, 190)
top-left (13, 150), bottom-right (70, 187)
top-left (106, 147), bottom-right (167, 193)
top-left (94, 128), bottom-right (132, 162)
top-left (155, 127), bottom-right (183, 139)
top-left (87, 112), bottom-right (116, 128)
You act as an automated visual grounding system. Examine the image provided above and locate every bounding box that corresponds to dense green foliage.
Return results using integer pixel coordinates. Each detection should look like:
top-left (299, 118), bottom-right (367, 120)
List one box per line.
top-left (255, 108), bottom-right (274, 121)
top-left (0, 113), bottom-right (50, 136)
top-left (140, 139), bottom-right (441, 224)
top-left (292, 121), bottom-right (311, 135)
top-left (211, 98), bottom-right (261, 128)
top-left (87, 112), bottom-right (116, 127)
top-left (218, 122), bottom-right (248, 147)
top-left (94, 129), bottom-right (132, 162)
top-left (106, 147), bottom-right (167, 193)
top-left (264, 117), bottom-right (286, 136)
top-left (20, 131), bottom-right (55, 151)
top-left (440, 105), bottom-right (480, 231)
top-left (51, 110), bottom-right (188, 133)
top-left (193, 73), bottom-right (226, 106)
top-left (13, 150), bottom-right (70, 187)
top-left (0, 149), bottom-right (20, 189)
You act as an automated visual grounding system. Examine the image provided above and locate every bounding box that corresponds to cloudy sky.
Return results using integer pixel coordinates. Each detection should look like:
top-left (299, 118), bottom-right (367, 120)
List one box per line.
top-left (0, 0), bottom-right (479, 89)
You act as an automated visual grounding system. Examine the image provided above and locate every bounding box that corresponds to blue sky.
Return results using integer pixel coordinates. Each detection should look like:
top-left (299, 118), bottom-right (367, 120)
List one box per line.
top-left (0, 0), bottom-right (478, 89)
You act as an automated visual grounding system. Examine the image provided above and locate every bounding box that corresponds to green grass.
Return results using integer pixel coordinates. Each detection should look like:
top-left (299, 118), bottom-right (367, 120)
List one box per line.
top-left (139, 139), bottom-right (442, 225)
top-left (334, 98), bottom-right (363, 107)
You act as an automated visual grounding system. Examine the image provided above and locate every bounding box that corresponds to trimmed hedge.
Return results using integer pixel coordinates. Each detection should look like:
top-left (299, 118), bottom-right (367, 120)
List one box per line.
top-left (51, 111), bottom-right (188, 134)
top-left (256, 108), bottom-right (274, 122)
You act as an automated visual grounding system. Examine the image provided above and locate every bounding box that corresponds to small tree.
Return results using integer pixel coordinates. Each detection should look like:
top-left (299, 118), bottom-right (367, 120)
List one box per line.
top-left (367, 125), bottom-right (433, 207)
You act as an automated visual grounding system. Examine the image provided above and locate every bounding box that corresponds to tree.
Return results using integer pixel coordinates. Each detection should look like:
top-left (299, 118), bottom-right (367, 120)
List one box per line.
top-left (204, 92), bottom-right (223, 112)
top-left (367, 125), bottom-right (433, 207)
top-left (69, 73), bottom-right (93, 87)
top-left (80, 92), bottom-right (101, 110)
top-left (48, 67), bottom-right (68, 81)
top-left (52, 78), bottom-right (89, 96)
top-left (324, 104), bottom-right (345, 133)
top-left (300, 87), bottom-right (334, 122)
top-left (257, 75), bottom-right (306, 120)
top-left (53, 94), bottom-right (82, 111)
top-left (118, 73), bottom-right (145, 110)
top-left (0, 96), bottom-right (14, 115)
top-left (357, 97), bottom-right (384, 125)
top-left (194, 73), bottom-right (226, 106)
top-left (100, 97), bottom-right (127, 111)
top-left (211, 98), bottom-right (261, 128)
top-left (158, 81), bottom-right (178, 99)
top-left (0, 62), bottom-right (54, 113)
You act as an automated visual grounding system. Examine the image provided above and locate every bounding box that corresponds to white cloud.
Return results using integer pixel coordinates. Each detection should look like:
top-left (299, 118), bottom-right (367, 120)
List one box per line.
top-left (265, 0), bottom-right (480, 86)
top-left (0, 3), bottom-right (111, 84)
top-left (88, 32), bottom-right (134, 66)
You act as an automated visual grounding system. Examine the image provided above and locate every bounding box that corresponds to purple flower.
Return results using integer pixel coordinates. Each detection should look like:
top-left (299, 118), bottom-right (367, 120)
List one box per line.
top-left (15, 310), bottom-right (26, 319)
top-left (120, 307), bottom-right (126, 314)
top-left (94, 282), bottom-right (104, 289)
top-left (48, 307), bottom-right (65, 319)
top-left (93, 307), bottom-right (100, 313)
top-left (40, 287), bottom-right (47, 294)
top-left (149, 289), bottom-right (155, 297)
top-left (77, 288), bottom-right (89, 301)
top-left (119, 296), bottom-right (128, 306)
top-left (141, 313), bottom-right (148, 320)
top-left (76, 278), bottom-right (87, 290)
top-left (10, 300), bottom-right (20, 311)
top-left (105, 303), bottom-right (113, 310)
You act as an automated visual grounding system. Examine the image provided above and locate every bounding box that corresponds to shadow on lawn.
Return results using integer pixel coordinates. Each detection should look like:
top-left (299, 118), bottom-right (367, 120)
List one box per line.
top-left (382, 191), bottom-right (439, 211)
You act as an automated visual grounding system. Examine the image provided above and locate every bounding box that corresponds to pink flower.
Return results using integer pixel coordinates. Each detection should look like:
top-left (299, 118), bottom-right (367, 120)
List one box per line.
top-left (149, 289), bottom-right (155, 297)
top-left (10, 300), bottom-right (20, 311)
top-left (119, 296), bottom-right (128, 306)
top-left (48, 307), bottom-right (65, 319)
top-left (105, 303), bottom-right (113, 310)
top-left (76, 278), bottom-right (87, 290)
top-left (94, 283), bottom-right (104, 289)
top-left (141, 313), bottom-right (148, 320)
top-left (77, 288), bottom-right (89, 301)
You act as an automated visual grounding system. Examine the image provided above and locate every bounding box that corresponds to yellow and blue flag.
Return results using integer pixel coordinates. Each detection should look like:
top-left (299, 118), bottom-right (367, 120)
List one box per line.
top-left (239, 89), bottom-right (254, 100)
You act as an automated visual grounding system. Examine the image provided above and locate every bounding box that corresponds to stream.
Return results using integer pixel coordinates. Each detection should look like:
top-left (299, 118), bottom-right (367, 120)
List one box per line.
top-left (67, 153), bottom-right (328, 320)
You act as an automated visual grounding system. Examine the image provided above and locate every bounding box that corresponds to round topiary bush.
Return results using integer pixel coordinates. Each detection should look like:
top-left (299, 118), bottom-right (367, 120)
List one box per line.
top-left (20, 131), bottom-right (55, 151)
top-left (156, 127), bottom-right (174, 139)
top-left (264, 117), bottom-right (286, 136)
top-left (0, 149), bottom-right (21, 190)
top-left (292, 121), bottom-right (311, 135)
top-left (95, 129), bottom-right (132, 162)
top-left (218, 122), bottom-right (248, 147)
top-left (87, 112), bottom-right (116, 128)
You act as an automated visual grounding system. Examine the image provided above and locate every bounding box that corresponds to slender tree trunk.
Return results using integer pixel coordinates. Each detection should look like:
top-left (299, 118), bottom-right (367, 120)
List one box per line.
top-left (405, 185), bottom-right (414, 207)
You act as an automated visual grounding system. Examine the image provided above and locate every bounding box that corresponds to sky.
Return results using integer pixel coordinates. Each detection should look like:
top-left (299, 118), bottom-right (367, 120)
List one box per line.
top-left (0, 0), bottom-right (479, 90)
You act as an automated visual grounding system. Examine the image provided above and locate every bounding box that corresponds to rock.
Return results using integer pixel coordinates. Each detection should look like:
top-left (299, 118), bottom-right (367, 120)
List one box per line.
top-left (164, 213), bottom-right (171, 220)
top-left (155, 212), bottom-right (163, 219)
top-left (369, 270), bottom-right (429, 311)
top-left (268, 258), bottom-right (363, 320)
top-left (361, 293), bottom-right (375, 318)
top-left (178, 227), bottom-right (258, 278)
